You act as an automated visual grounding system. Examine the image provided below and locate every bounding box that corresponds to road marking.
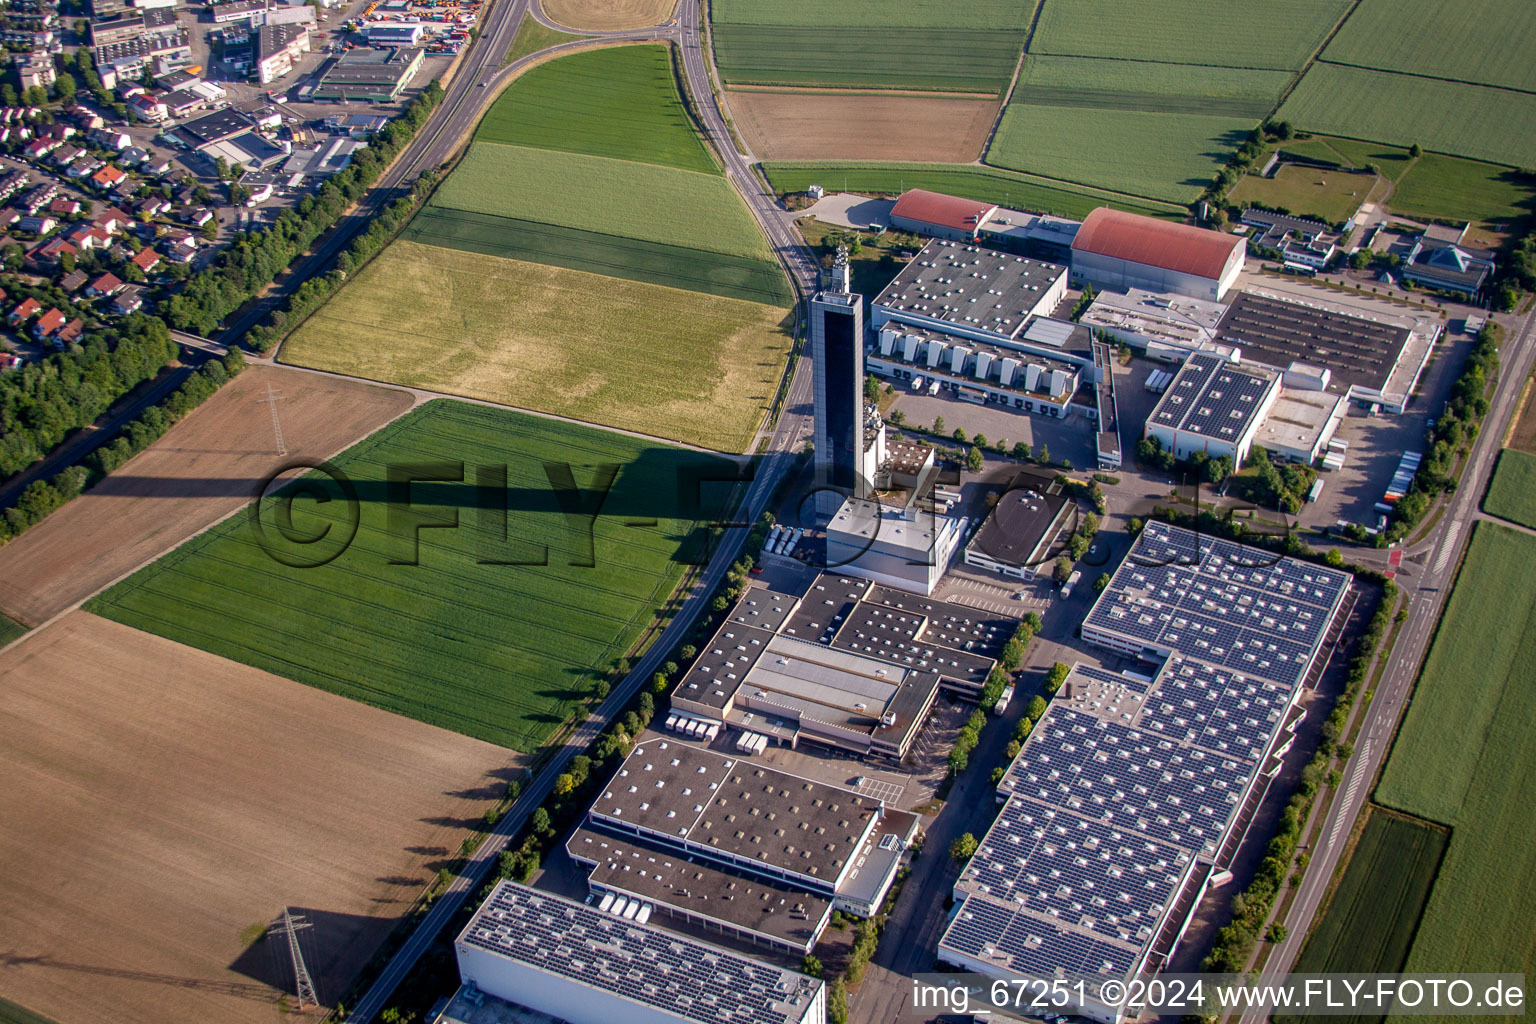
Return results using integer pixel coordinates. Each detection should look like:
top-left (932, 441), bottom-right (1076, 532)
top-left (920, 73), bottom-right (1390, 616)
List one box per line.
top-left (1328, 739), bottom-right (1370, 848)
top-left (1435, 520), bottom-right (1462, 574)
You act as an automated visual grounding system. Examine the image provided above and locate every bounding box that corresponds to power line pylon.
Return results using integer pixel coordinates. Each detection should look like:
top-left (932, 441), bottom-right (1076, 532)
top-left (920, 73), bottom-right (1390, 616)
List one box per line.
top-left (268, 909), bottom-right (318, 1010)
top-left (258, 384), bottom-right (286, 456)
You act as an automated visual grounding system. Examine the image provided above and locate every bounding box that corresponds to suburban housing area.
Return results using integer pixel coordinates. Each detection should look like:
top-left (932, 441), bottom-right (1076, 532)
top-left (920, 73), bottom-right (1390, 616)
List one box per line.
top-left (0, 1), bottom-right (1533, 1024)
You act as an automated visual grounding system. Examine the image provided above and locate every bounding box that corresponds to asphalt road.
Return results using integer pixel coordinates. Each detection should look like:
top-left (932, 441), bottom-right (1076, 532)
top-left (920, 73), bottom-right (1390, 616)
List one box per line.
top-left (1236, 301), bottom-right (1536, 1022)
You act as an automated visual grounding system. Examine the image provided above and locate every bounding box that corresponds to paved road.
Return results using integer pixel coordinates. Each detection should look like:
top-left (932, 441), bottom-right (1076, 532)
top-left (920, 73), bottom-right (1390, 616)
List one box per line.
top-left (1237, 301), bottom-right (1536, 1023)
top-left (341, 3), bottom-right (818, 1020)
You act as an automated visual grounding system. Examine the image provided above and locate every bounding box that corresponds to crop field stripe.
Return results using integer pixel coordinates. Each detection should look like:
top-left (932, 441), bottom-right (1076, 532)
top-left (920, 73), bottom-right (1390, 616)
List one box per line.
top-left (1319, 0), bottom-right (1536, 95)
top-left (475, 44), bottom-right (719, 174)
top-left (761, 161), bottom-right (1186, 219)
top-left (1292, 809), bottom-right (1448, 982)
top-left (0, 996), bottom-right (58, 1024)
top-left (1481, 448), bottom-right (1536, 530)
top-left (90, 401), bottom-right (738, 751)
top-left (711, 25), bottom-right (1025, 93)
top-left (1278, 63), bottom-right (1536, 169)
top-left (711, 0), bottom-right (1036, 31)
top-left (402, 206), bottom-right (793, 307)
top-left (1316, 58), bottom-right (1536, 97)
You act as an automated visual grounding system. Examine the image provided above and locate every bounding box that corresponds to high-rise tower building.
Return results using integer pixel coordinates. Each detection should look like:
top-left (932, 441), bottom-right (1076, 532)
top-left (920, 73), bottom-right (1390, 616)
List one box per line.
top-left (809, 263), bottom-right (865, 517)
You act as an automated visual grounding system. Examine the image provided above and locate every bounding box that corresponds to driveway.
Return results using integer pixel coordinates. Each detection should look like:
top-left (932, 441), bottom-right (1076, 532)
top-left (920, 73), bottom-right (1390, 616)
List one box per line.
top-left (801, 193), bottom-right (895, 231)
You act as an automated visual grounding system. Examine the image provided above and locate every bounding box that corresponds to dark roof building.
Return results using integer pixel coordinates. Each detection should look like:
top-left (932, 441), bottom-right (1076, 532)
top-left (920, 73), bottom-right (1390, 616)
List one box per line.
top-left (1071, 208), bottom-right (1246, 302)
top-left (1402, 237), bottom-right (1494, 297)
top-left (962, 468), bottom-right (1072, 578)
top-left (1143, 351), bottom-right (1278, 469)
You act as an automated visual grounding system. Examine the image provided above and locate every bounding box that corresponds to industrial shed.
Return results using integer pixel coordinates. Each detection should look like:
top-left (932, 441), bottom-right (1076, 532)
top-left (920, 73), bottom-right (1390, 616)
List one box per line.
top-left (889, 188), bottom-right (998, 242)
top-left (1070, 207), bottom-right (1246, 302)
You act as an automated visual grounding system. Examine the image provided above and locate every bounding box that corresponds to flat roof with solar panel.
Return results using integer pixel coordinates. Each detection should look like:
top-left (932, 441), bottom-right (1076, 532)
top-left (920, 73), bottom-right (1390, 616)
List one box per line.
top-left (939, 524), bottom-right (1350, 1017)
top-left (1218, 290), bottom-right (1411, 391)
top-left (1149, 351), bottom-right (1276, 444)
top-left (458, 881), bottom-right (824, 1024)
top-left (873, 239), bottom-right (1067, 340)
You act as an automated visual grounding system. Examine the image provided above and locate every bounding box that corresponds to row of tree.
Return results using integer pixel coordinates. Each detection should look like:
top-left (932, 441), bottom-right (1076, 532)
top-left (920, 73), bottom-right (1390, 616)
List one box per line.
top-left (0, 315), bottom-right (178, 477)
top-left (163, 80), bottom-right (445, 337)
top-left (0, 348), bottom-right (246, 544)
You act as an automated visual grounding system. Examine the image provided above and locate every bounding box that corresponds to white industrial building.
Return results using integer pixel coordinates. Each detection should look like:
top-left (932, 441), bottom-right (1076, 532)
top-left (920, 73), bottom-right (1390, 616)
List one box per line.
top-left (1070, 207), bottom-right (1246, 302)
top-left (872, 239), bottom-right (1069, 347)
top-left (1077, 287), bottom-right (1228, 362)
top-left (825, 496), bottom-right (966, 596)
top-left (1144, 352), bottom-right (1279, 468)
top-left (456, 882), bottom-right (827, 1024)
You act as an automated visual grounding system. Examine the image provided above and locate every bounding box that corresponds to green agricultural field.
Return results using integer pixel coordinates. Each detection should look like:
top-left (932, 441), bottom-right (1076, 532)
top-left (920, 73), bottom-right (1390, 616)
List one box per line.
top-left (0, 996), bottom-right (57, 1024)
top-left (1482, 448), bottom-right (1536, 529)
top-left (1390, 154), bottom-right (1536, 227)
top-left (1311, 136), bottom-right (1415, 180)
top-left (1228, 163), bottom-right (1377, 225)
top-left (1011, 56), bottom-right (1292, 118)
top-left (988, 104), bottom-right (1254, 203)
top-left (0, 612), bottom-right (24, 646)
top-left (404, 207), bottom-right (792, 306)
top-left (478, 45), bottom-right (716, 173)
top-left (1278, 64), bottom-right (1536, 169)
top-left (1370, 523), bottom-right (1536, 989)
top-left (431, 143), bottom-right (772, 259)
top-left (90, 400), bottom-right (740, 751)
top-left (1322, 0), bottom-right (1536, 93)
top-left (1291, 810), bottom-right (1447, 980)
top-left (711, 25), bottom-right (1024, 93)
top-left (712, 0), bottom-right (1032, 30)
top-left (1029, 0), bottom-right (1351, 70)
top-left (282, 241), bottom-right (792, 453)
top-left (762, 161), bottom-right (1185, 219)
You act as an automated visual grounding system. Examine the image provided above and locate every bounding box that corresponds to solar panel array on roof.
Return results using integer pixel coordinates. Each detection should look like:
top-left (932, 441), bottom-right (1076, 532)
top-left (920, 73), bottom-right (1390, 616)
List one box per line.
top-left (1083, 521), bottom-right (1350, 688)
top-left (1217, 291), bottom-right (1412, 391)
top-left (941, 524), bottom-right (1350, 999)
top-left (460, 881), bottom-right (823, 1024)
top-left (1149, 352), bottom-right (1274, 442)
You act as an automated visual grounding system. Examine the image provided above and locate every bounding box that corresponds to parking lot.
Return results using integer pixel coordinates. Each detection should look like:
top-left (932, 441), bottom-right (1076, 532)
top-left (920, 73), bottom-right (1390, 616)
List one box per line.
top-left (888, 388), bottom-right (1100, 470)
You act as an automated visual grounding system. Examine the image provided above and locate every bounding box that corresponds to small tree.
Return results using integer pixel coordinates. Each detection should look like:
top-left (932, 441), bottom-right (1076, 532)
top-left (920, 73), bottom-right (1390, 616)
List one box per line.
top-left (1027, 695), bottom-right (1047, 721)
top-left (1012, 441), bottom-right (1030, 459)
top-left (1039, 442), bottom-right (1051, 465)
top-left (531, 807), bottom-right (553, 837)
top-left (801, 955), bottom-right (823, 978)
top-left (966, 446), bottom-right (984, 472)
top-left (952, 427), bottom-right (967, 443)
top-left (1325, 548), bottom-right (1345, 568)
top-left (864, 373), bottom-right (881, 403)
top-left (933, 415), bottom-right (945, 434)
top-left (1094, 572), bottom-right (1111, 592)
top-left (1053, 555), bottom-right (1072, 583)
top-left (828, 978), bottom-right (849, 1024)
top-left (973, 433), bottom-right (988, 449)
top-left (1409, 143), bottom-right (1423, 158)
top-left (950, 832), bottom-right (978, 862)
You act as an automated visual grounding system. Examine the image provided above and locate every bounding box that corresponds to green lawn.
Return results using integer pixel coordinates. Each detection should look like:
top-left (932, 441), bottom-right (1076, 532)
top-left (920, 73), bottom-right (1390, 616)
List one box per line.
top-left (1228, 162), bottom-right (1376, 225)
top-left (403, 207), bottom-right (792, 306)
top-left (503, 11), bottom-right (583, 66)
top-left (1010, 56), bottom-right (1291, 118)
top-left (479, 44), bottom-right (717, 173)
top-left (1390, 154), bottom-right (1536, 226)
top-left (1482, 448), bottom-right (1536, 529)
top-left (988, 103), bottom-right (1255, 203)
top-left (763, 161), bottom-right (1185, 218)
top-left (1369, 523), bottom-right (1536, 993)
top-left (0, 612), bottom-right (24, 647)
top-left (1292, 810), bottom-right (1448, 976)
top-left (1279, 63), bottom-right (1536, 169)
top-left (1029, 0), bottom-right (1351, 70)
top-left (1322, 0), bottom-right (1536, 93)
top-left (710, 25), bottom-right (1025, 93)
top-left (1313, 136), bottom-right (1415, 180)
top-left (89, 401), bottom-right (739, 751)
top-left (431, 143), bottom-right (773, 260)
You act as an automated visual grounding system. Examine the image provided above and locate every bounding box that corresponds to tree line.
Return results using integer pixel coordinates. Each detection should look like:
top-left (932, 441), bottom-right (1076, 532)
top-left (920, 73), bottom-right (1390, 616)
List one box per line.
top-left (163, 81), bottom-right (445, 338)
top-left (0, 348), bottom-right (246, 543)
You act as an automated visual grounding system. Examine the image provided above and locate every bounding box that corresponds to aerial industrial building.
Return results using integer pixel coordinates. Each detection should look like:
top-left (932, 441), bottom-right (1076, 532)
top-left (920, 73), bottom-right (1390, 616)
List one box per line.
top-left (576, 738), bottom-right (917, 919)
top-left (1143, 351), bottom-right (1280, 469)
top-left (872, 239), bottom-right (1069, 347)
top-left (1077, 288), bottom-right (1228, 362)
top-left (455, 881), bottom-right (828, 1024)
top-left (308, 44), bottom-right (424, 102)
top-left (1070, 208), bottom-right (1247, 302)
top-left (962, 468), bottom-right (1073, 579)
top-left (939, 522), bottom-right (1352, 1023)
top-left (671, 574), bottom-right (1010, 758)
top-left (809, 270), bottom-right (868, 516)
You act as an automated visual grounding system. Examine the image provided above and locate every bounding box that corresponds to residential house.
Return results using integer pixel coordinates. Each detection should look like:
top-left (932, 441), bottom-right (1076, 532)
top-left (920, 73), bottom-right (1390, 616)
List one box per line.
top-left (130, 245), bottom-right (161, 273)
top-left (17, 215), bottom-right (57, 234)
top-left (111, 286), bottom-right (143, 314)
top-left (63, 222), bottom-right (111, 249)
top-left (12, 51), bottom-right (56, 91)
top-left (9, 297), bottom-right (41, 323)
top-left (59, 269), bottom-right (88, 292)
top-left (48, 198), bottom-right (81, 216)
top-left (126, 93), bottom-right (167, 123)
top-left (32, 307), bottom-right (66, 340)
top-left (96, 207), bottom-right (131, 234)
top-left (119, 145), bottom-right (150, 165)
top-left (88, 127), bottom-right (132, 150)
top-left (55, 317), bottom-right (85, 346)
top-left (23, 138), bottom-right (60, 160)
top-left (86, 271), bottom-right (124, 297)
top-left (137, 196), bottom-right (170, 218)
top-left (49, 143), bottom-right (82, 167)
top-left (25, 236), bottom-right (77, 267)
top-left (91, 165), bottom-right (127, 189)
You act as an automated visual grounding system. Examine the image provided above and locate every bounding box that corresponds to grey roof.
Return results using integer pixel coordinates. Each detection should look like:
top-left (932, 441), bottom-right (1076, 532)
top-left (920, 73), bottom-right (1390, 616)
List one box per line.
top-left (1405, 239), bottom-right (1492, 293)
top-left (568, 826), bottom-right (832, 949)
top-left (459, 881), bottom-right (824, 1024)
top-left (1148, 351), bottom-right (1274, 443)
top-left (1216, 291), bottom-right (1412, 391)
top-left (173, 106), bottom-right (253, 146)
top-left (874, 239), bottom-right (1067, 340)
top-left (590, 738), bottom-right (880, 885)
top-left (966, 469), bottom-right (1070, 571)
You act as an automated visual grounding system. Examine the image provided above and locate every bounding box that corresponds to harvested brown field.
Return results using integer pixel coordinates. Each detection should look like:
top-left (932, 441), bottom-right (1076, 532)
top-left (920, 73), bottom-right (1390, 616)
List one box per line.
top-left (727, 89), bottom-right (1001, 162)
top-left (0, 612), bottom-right (525, 1024)
top-left (540, 0), bottom-right (674, 30)
top-left (0, 364), bottom-right (413, 627)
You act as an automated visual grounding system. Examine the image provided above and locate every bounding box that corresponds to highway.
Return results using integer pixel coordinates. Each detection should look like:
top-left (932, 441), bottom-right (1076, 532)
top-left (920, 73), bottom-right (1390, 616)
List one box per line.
top-left (1236, 300), bottom-right (1536, 1023)
top-left (339, 2), bottom-right (818, 1020)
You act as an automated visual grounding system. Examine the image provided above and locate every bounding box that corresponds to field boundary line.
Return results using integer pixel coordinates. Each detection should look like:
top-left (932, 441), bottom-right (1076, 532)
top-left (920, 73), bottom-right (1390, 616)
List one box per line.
top-left (1500, 375), bottom-right (1532, 448)
top-left (1311, 57), bottom-right (1536, 98)
top-left (1262, 0), bottom-right (1363, 120)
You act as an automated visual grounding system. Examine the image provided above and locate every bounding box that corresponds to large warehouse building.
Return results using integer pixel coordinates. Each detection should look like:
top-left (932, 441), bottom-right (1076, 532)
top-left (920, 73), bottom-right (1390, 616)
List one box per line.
top-left (939, 523), bottom-right (1351, 1023)
top-left (1070, 208), bottom-right (1246, 302)
top-left (1143, 351), bottom-right (1280, 468)
top-left (888, 188), bottom-right (998, 242)
top-left (456, 881), bottom-right (827, 1024)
